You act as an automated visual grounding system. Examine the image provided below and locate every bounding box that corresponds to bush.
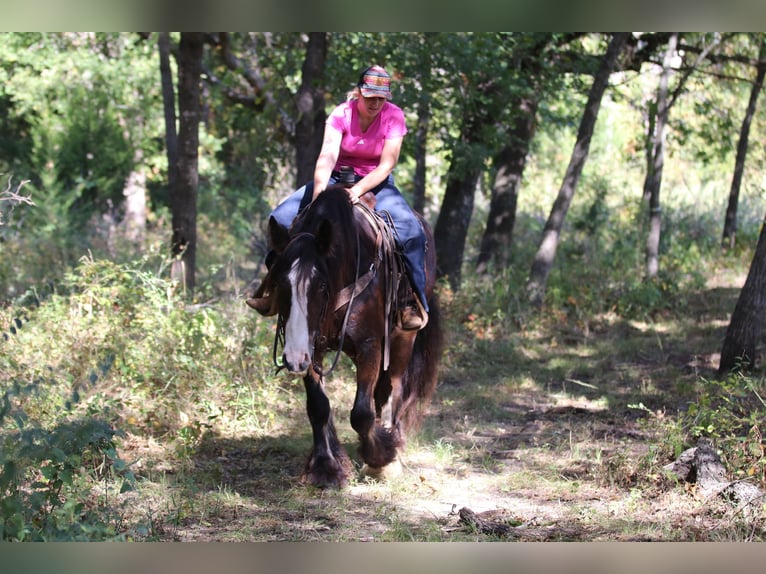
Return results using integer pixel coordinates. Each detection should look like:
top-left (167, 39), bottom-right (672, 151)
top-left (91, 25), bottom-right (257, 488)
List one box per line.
top-left (0, 378), bottom-right (134, 541)
top-left (678, 372), bottom-right (766, 488)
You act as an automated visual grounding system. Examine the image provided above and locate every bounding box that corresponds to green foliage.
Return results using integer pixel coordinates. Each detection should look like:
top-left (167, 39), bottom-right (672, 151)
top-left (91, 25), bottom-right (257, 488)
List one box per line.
top-left (0, 377), bottom-right (134, 541)
top-left (679, 373), bottom-right (766, 487)
top-left (0, 250), bottom-right (287, 539)
top-left (0, 33), bottom-right (167, 302)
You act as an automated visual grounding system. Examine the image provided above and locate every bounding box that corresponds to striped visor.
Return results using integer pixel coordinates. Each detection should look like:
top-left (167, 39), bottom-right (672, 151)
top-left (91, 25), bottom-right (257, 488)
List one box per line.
top-left (358, 65), bottom-right (392, 100)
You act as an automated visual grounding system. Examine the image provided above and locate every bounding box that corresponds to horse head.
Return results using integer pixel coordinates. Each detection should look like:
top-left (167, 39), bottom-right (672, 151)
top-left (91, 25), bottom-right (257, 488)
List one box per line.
top-left (267, 214), bottom-right (337, 375)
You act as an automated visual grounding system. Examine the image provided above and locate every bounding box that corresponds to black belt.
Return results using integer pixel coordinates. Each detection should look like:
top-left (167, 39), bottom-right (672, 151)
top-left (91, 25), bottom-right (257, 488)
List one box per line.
top-left (331, 170), bottom-right (363, 184)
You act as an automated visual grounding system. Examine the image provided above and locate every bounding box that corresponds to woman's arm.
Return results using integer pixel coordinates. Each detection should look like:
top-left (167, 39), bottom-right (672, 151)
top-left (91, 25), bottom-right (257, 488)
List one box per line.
top-left (312, 125), bottom-right (343, 201)
top-left (348, 136), bottom-right (403, 203)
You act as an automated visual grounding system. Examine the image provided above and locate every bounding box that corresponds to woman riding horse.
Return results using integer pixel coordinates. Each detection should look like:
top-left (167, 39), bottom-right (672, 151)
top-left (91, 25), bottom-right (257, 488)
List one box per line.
top-left (250, 64), bottom-right (428, 330)
top-left (250, 185), bottom-right (442, 488)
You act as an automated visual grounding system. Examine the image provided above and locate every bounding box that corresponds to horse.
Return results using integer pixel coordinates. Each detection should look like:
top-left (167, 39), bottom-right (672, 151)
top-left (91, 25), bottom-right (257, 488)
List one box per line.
top-left (247, 185), bottom-right (443, 488)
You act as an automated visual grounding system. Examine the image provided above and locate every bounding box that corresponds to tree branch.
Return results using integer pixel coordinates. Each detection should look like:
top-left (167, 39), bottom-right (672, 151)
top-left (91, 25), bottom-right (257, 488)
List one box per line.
top-left (0, 176), bottom-right (34, 226)
top-left (667, 34), bottom-right (722, 111)
top-left (0, 176), bottom-right (33, 205)
top-left (205, 32), bottom-right (295, 136)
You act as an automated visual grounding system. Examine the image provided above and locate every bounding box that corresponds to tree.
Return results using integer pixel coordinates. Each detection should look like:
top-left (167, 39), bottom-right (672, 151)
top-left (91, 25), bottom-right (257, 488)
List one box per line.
top-left (158, 33), bottom-right (179, 206)
top-left (525, 33), bottom-right (629, 308)
top-left (433, 69), bottom-right (500, 290)
top-left (169, 32), bottom-right (203, 295)
top-left (722, 36), bottom-right (766, 249)
top-left (433, 33), bottom-right (532, 290)
top-left (643, 33), bottom-right (678, 280)
top-left (293, 33), bottom-right (328, 185)
top-left (393, 32), bottom-right (443, 215)
top-left (642, 33), bottom-right (721, 280)
top-left (719, 212), bottom-right (766, 373)
top-left (476, 32), bottom-right (638, 276)
top-left (475, 97), bottom-right (537, 275)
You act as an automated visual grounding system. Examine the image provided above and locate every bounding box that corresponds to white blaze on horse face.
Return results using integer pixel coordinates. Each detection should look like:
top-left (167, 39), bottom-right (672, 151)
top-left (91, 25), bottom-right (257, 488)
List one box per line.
top-left (282, 260), bottom-right (314, 373)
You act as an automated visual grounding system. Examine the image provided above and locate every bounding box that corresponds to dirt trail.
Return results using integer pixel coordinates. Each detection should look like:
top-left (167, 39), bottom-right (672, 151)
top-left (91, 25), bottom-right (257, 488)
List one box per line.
top-left (131, 278), bottom-right (762, 541)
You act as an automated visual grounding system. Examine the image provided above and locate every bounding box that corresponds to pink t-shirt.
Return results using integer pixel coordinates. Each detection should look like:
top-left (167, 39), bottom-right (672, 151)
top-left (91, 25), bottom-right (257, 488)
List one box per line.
top-left (326, 100), bottom-right (407, 176)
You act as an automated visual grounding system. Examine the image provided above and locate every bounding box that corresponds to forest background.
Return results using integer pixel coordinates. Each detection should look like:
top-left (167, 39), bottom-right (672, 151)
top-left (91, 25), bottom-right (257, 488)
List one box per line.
top-left (2, 32), bottom-right (766, 542)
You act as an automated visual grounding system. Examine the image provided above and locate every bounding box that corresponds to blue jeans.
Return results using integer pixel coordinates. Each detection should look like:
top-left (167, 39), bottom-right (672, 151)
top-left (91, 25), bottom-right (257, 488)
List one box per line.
top-left (270, 175), bottom-right (429, 312)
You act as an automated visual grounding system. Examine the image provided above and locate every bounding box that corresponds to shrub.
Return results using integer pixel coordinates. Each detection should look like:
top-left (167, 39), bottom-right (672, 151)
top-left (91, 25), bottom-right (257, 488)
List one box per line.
top-left (0, 378), bottom-right (134, 541)
top-left (678, 372), bottom-right (766, 488)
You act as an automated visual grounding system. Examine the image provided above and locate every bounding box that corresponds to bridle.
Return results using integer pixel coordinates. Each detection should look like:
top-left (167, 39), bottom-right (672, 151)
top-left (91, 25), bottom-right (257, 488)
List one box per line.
top-left (270, 227), bottom-right (368, 378)
top-left (271, 202), bottom-right (399, 378)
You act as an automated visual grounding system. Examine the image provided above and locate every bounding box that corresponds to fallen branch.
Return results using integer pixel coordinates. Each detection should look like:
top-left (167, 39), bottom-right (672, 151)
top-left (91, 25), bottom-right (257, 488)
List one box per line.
top-left (1, 176), bottom-right (34, 226)
top-left (457, 507), bottom-right (591, 541)
top-left (458, 507), bottom-right (514, 537)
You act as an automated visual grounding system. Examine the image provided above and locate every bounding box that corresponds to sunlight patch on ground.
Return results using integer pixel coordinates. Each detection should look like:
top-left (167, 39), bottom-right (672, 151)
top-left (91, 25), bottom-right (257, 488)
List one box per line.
top-left (547, 393), bottom-right (609, 412)
top-left (627, 319), bottom-right (675, 334)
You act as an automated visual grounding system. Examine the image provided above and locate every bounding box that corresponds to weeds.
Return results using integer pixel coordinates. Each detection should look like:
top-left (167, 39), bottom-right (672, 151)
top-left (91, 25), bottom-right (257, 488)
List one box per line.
top-left (0, 378), bottom-right (134, 540)
top-left (679, 372), bottom-right (766, 489)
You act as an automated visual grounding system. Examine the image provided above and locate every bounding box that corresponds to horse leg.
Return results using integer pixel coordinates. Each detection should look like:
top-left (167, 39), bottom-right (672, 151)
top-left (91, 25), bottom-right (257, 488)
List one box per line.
top-left (384, 330), bottom-right (419, 435)
top-left (350, 359), bottom-right (400, 475)
top-left (362, 370), bottom-right (404, 481)
top-left (302, 369), bottom-right (352, 488)
top-left (374, 372), bottom-right (393, 427)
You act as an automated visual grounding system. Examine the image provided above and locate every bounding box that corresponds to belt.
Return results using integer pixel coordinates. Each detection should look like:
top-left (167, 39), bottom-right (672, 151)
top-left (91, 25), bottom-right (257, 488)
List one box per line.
top-left (331, 170), bottom-right (363, 183)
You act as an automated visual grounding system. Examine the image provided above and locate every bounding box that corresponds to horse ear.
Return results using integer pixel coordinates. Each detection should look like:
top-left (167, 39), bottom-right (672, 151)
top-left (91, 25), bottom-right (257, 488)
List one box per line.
top-left (268, 216), bottom-right (290, 253)
top-left (316, 219), bottom-right (333, 256)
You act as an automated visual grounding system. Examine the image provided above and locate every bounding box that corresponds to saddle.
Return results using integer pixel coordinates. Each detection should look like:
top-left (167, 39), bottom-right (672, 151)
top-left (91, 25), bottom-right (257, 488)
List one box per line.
top-left (337, 200), bottom-right (407, 315)
top-left (353, 197), bottom-right (426, 331)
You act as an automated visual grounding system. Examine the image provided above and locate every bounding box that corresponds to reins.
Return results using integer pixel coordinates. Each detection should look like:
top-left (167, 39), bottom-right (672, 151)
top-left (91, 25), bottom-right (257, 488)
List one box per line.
top-left (317, 202), bottom-right (390, 377)
top-left (317, 228), bottom-right (363, 377)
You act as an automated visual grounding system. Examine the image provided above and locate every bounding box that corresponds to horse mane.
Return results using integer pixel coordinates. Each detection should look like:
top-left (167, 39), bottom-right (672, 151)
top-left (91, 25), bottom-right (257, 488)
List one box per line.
top-left (291, 185), bottom-right (359, 295)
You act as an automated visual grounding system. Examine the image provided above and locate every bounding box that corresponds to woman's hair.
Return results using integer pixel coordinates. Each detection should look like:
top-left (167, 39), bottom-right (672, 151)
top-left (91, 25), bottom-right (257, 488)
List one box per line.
top-left (345, 85), bottom-right (361, 101)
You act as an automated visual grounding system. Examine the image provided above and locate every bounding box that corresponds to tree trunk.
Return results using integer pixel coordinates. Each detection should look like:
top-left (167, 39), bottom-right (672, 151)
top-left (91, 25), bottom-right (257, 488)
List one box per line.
top-left (722, 38), bottom-right (766, 249)
top-left (719, 211), bottom-right (766, 373)
top-left (411, 35), bottom-right (435, 215)
top-left (411, 99), bottom-right (429, 215)
top-left (664, 438), bottom-right (764, 516)
top-left (476, 95), bottom-right (537, 275)
top-left (526, 32), bottom-right (628, 307)
top-left (294, 32), bottom-right (328, 187)
top-left (170, 32), bottom-right (203, 295)
top-left (159, 32), bottom-right (178, 193)
top-left (433, 101), bottom-right (486, 290)
top-left (123, 163), bottom-right (146, 245)
top-left (644, 33), bottom-right (678, 280)
top-left (434, 167), bottom-right (481, 290)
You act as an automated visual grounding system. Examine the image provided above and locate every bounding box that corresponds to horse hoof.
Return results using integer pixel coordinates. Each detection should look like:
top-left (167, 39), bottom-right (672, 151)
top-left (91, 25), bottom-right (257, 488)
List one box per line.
top-left (301, 470), bottom-right (348, 490)
top-left (361, 458), bottom-right (403, 481)
top-left (303, 452), bottom-right (352, 489)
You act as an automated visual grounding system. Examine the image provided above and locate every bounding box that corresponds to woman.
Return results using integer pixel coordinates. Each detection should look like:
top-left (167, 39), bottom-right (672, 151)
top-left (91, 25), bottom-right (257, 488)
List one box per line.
top-left (260, 65), bottom-right (428, 330)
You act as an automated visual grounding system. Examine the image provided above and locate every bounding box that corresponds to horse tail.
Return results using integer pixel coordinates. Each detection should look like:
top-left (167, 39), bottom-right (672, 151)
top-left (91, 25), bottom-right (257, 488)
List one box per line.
top-left (399, 292), bottom-right (443, 432)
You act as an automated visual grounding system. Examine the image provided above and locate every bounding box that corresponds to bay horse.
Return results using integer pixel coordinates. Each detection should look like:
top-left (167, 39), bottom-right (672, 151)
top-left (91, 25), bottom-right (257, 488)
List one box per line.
top-left (248, 186), bottom-right (442, 488)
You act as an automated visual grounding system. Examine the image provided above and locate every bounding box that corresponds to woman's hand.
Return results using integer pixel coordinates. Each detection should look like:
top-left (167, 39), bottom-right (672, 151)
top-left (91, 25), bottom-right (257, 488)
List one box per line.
top-left (347, 185), bottom-right (362, 204)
